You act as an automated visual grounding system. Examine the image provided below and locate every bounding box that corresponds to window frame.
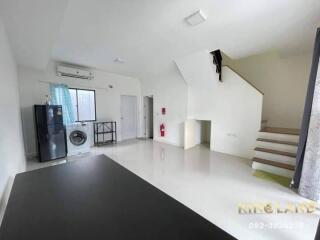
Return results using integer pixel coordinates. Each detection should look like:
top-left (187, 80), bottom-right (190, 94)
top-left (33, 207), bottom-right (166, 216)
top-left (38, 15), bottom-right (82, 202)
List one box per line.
top-left (69, 88), bottom-right (97, 122)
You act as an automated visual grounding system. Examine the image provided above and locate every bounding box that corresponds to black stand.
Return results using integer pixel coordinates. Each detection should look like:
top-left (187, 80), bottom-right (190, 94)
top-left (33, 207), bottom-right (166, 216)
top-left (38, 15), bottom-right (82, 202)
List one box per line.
top-left (94, 121), bottom-right (117, 146)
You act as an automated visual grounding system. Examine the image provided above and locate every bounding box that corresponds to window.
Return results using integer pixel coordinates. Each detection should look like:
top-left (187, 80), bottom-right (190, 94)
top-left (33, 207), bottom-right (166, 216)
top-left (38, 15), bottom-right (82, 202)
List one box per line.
top-left (69, 88), bottom-right (96, 121)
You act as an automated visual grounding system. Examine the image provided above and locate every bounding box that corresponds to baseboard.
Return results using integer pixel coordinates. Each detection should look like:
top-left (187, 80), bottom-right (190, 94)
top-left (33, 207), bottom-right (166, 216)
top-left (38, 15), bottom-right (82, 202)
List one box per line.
top-left (153, 138), bottom-right (183, 148)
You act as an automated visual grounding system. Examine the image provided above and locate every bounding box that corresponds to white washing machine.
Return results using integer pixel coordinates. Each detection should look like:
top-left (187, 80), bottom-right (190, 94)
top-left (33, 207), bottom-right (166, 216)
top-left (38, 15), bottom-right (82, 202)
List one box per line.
top-left (66, 122), bottom-right (91, 156)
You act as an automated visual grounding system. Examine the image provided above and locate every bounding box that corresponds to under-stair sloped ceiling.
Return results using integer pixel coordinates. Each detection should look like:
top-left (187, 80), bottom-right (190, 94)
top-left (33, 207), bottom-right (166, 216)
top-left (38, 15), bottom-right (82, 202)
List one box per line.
top-left (175, 50), bottom-right (263, 158)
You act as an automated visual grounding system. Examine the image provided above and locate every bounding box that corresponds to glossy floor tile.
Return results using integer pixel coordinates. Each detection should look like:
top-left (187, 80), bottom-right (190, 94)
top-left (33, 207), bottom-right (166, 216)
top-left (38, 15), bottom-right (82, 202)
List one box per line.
top-left (27, 139), bottom-right (319, 240)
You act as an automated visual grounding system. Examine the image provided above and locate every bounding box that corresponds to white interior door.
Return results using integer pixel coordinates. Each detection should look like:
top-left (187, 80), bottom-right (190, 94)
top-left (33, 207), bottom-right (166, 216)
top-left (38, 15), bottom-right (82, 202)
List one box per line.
top-left (121, 95), bottom-right (137, 140)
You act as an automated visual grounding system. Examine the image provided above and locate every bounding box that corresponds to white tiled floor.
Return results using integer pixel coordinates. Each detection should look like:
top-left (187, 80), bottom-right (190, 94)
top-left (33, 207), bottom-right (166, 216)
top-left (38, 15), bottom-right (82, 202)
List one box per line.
top-left (27, 139), bottom-right (319, 240)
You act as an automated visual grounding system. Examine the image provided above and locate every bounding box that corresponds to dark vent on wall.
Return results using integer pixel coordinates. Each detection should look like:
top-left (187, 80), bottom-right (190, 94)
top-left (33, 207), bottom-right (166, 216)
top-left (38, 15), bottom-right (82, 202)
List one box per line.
top-left (210, 50), bottom-right (223, 81)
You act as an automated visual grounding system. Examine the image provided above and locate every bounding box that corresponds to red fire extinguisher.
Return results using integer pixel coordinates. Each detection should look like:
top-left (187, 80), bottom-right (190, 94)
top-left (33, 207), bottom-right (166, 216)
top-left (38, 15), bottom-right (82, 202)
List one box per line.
top-left (160, 123), bottom-right (165, 137)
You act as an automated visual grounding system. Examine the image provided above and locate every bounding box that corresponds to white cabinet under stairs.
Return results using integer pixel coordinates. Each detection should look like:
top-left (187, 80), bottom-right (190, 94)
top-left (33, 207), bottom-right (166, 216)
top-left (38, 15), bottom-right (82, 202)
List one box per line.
top-left (252, 127), bottom-right (300, 178)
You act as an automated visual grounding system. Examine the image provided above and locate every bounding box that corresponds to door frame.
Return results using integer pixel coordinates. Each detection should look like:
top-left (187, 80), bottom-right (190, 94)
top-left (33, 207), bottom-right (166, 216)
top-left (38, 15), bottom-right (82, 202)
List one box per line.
top-left (143, 95), bottom-right (154, 139)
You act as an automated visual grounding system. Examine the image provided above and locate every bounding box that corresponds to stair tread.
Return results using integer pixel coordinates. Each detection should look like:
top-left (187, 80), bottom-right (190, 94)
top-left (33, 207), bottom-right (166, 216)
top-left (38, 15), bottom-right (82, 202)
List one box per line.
top-left (253, 157), bottom-right (295, 170)
top-left (260, 127), bottom-right (300, 135)
top-left (254, 147), bottom-right (296, 157)
top-left (257, 138), bottom-right (298, 146)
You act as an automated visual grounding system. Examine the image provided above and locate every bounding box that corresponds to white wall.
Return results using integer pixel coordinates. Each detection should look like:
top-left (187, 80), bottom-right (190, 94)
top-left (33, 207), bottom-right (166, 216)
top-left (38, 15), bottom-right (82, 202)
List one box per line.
top-left (140, 67), bottom-right (188, 147)
top-left (176, 50), bottom-right (263, 158)
top-left (0, 19), bottom-right (26, 223)
top-left (224, 51), bottom-right (311, 129)
top-left (18, 61), bottom-right (142, 158)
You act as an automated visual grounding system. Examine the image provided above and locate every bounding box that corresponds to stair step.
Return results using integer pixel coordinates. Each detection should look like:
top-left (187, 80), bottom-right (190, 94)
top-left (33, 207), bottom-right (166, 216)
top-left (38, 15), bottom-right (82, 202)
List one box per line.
top-left (252, 157), bottom-right (295, 171)
top-left (254, 150), bottom-right (296, 165)
top-left (256, 140), bottom-right (297, 154)
top-left (255, 147), bottom-right (296, 158)
top-left (258, 132), bottom-right (299, 143)
top-left (252, 161), bottom-right (294, 178)
top-left (257, 138), bottom-right (298, 146)
top-left (260, 127), bottom-right (300, 136)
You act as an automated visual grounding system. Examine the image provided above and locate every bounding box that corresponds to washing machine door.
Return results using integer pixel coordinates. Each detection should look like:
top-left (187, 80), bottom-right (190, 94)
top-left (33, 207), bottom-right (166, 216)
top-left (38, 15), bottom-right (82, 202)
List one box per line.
top-left (69, 130), bottom-right (87, 146)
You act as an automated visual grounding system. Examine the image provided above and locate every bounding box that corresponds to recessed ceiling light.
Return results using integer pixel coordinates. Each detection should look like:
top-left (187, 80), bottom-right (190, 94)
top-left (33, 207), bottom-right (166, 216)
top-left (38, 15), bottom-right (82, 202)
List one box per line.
top-left (114, 58), bottom-right (125, 63)
top-left (185, 10), bottom-right (207, 26)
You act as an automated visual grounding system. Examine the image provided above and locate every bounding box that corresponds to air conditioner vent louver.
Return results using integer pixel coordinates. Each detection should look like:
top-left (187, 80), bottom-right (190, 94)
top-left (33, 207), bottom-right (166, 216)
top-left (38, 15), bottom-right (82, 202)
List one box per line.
top-left (56, 65), bottom-right (94, 80)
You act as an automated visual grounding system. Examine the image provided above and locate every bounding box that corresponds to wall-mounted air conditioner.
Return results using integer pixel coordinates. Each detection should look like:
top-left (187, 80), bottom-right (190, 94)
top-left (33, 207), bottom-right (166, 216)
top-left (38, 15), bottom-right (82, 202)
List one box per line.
top-left (57, 65), bottom-right (94, 80)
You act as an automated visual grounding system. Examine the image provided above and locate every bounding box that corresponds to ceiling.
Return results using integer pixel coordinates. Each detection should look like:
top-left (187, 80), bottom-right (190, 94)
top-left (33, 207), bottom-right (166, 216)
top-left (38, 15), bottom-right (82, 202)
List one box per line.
top-left (0, 0), bottom-right (68, 70)
top-left (1, 0), bottom-right (320, 79)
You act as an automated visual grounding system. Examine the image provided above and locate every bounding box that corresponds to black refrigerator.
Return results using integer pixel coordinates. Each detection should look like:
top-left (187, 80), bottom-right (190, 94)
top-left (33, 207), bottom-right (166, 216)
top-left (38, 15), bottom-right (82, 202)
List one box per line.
top-left (34, 105), bottom-right (67, 162)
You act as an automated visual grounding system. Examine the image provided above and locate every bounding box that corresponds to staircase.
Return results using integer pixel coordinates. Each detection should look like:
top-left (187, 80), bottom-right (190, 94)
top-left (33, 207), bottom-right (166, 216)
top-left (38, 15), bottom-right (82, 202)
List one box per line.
top-left (252, 127), bottom-right (300, 178)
